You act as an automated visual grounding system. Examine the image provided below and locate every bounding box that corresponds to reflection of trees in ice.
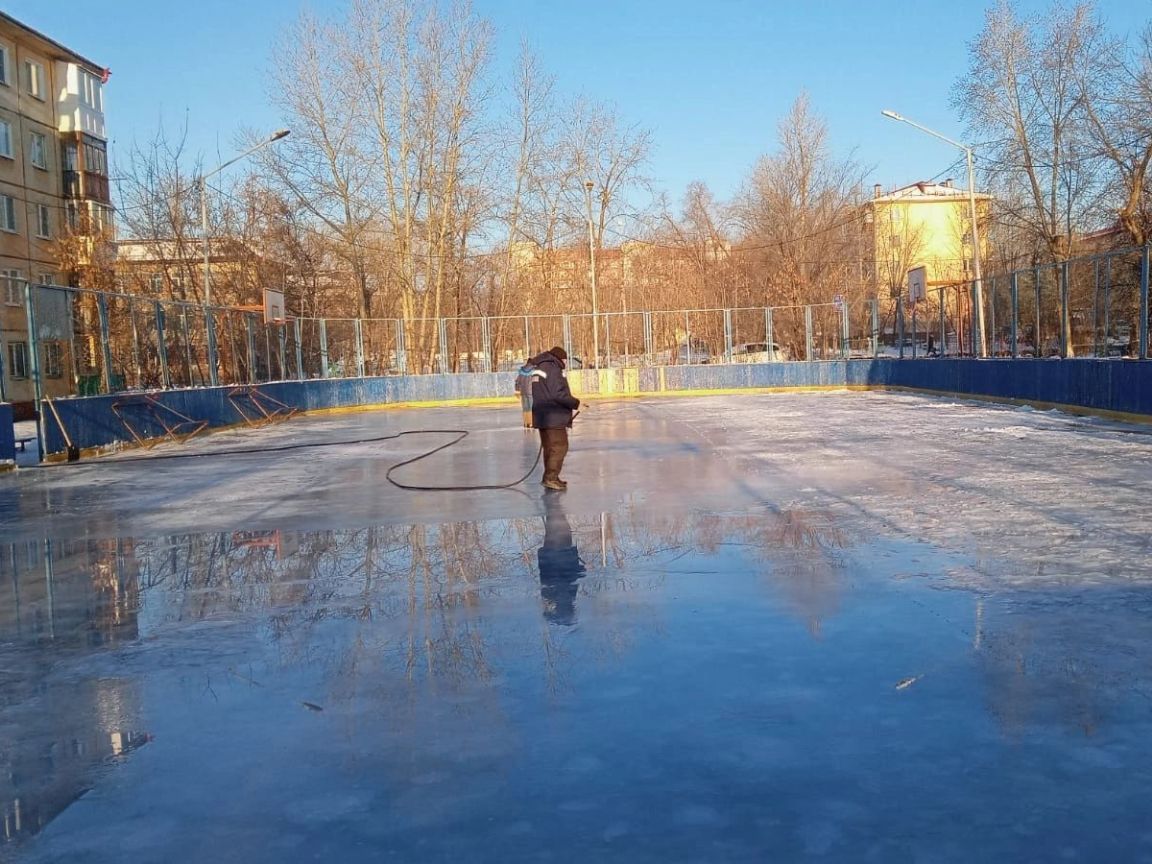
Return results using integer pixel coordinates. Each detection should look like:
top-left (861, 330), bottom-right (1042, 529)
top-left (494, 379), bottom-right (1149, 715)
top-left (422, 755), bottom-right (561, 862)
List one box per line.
top-left (21, 504), bottom-right (855, 709)
top-left (974, 591), bottom-right (1152, 739)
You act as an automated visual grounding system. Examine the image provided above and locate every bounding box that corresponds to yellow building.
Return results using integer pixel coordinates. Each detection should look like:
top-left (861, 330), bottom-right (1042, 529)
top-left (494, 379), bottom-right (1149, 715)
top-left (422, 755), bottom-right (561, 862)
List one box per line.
top-left (863, 179), bottom-right (992, 299)
top-left (0, 12), bottom-right (110, 412)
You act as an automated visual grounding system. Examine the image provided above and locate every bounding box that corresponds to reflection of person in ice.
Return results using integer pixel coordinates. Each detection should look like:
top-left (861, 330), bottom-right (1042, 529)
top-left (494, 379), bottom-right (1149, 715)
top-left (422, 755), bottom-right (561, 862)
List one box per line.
top-left (538, 494), bottom-right (586, 625)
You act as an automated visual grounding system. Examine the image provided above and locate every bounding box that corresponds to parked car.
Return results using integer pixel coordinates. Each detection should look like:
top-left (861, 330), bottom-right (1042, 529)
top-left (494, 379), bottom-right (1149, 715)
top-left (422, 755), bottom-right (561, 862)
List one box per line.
top-left (731, 341), bottom-right (789, 363)
top-left (674, 339), bottom-right (714, 365)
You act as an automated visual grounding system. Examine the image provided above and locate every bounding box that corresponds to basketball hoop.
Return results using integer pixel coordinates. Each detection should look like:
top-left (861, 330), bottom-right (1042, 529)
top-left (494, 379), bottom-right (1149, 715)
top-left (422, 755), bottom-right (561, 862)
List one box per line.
top-left (263, 288), bottom-right (286, 324)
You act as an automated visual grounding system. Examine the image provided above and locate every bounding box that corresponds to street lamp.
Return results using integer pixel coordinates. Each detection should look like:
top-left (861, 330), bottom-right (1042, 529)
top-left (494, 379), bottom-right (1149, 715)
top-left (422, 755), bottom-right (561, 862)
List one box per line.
top-left (583, 180), bottom-right (600, 368)
top-left (200, 128), bottom-right (290, 309)
top-left (881, 110), bottom-right (986, 358)
top-left (197, 129), bottom-right (289, 387)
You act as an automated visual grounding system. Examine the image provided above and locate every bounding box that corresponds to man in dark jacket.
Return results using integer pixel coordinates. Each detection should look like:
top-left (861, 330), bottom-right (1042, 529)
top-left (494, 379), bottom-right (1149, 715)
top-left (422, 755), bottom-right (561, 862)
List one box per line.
top-left (529, 346), bottom-right (581, 491)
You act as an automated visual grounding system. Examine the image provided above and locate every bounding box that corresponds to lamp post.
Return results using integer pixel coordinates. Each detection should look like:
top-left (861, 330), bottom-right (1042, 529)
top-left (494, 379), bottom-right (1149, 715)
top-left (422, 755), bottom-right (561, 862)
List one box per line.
top-left (583, 180), bottom-right (600, 368)
top-left (881, 110), bottom-right (986, 357)
top-left (200, 129), bottom-right (290, 308)
top-left (198, 129), bottom-right (289, 386)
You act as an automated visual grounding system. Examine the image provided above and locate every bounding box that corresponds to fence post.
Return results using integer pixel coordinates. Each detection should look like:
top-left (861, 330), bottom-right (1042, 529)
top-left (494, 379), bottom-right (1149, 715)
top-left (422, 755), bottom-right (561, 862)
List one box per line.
top-left (897, 297), bottom-right (905, 359)
top-left (841, 301), bottom-right (850, 359)
top-left (684, 310), bottom-right (691, 364)
top-left (1140, 245), bottom-right (1149, 359)
top-left (245, 313), bottom-right (257, 384)
top-left (354, 318), bottom-right (366, 377)
top-left (154, 301), bottom-right (170, 388)
top-left (604, 314), bottom-right (613, 368)
top-left (1034, 267), bottom-right (1042, 358)
top-left (804, 305), bottom-right (814, 361)
top-left (989, 277), bottom-right (998, 356)
top-left (1103, 257), bottom-right (1112, 356)
top-left (97, 292), bottom-right (114, 393)
top-left (1060, 260), bottom-right (1071, 358)
top-left (23, 279), bottom-right (44, 409)
top-left (294, 319), bottom-right (304, 379)
top-left (523, 316), bottom-right (530, 360)
top-left (870, 300), bottom-right (878, 358)
top-left (129, 296), bottom-right (142, 388)
top-left (319, 318), bottom-right (329, 378)
top-left (766, 307), bottom-right (775, 360)
top-left (969, 282), bottom-right (978, 357)
top-left (1010, 271), bottom-right (1019, 358)
top-left (205, 307), bottom-right (219, 387)
top-left (562, 314), bottom-right (572, 362)
top-left (643, 311), bottom-right (653, 358)
top-left (395, 319), bottom-right (406, 374)
top-left (723, 308), bottom-right (733, 362)
top-left (278, 322), bottom-right (287, 381)
top-left (1092, 258), bottom-right (1101, 357)
top-left (911, 302), bottom-right (918, 359)
top-left (482, 316), bottom-right (493, 372)
top-left (938, 288), bottom-right (946, 356)
top-left (438, 318), bottom-right (449, 373)
top-left (180, 307), bottom-right (194, 386)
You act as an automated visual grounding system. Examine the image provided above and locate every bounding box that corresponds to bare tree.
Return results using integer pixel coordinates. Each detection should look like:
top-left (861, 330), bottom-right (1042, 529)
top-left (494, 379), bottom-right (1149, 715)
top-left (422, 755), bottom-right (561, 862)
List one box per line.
top-left (955, 1), bottom-right (1106, 262)
top-left (1079, 21), bottom-right (1152, 246)
top-left (732, 93), bottom-right (867, 311)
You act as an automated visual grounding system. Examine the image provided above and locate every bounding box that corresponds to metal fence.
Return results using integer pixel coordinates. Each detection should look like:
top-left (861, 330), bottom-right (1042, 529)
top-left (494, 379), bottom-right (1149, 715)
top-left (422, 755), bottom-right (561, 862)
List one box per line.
top-left (888, 246), bottom-right (1151, 360)
top-left (1, 245), bottom-right (1148, 403)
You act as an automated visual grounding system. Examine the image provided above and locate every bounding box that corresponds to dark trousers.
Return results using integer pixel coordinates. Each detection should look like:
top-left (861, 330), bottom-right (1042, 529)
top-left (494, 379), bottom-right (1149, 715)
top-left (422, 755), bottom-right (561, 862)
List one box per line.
top-left (539, 427), bottom-right (569, 482)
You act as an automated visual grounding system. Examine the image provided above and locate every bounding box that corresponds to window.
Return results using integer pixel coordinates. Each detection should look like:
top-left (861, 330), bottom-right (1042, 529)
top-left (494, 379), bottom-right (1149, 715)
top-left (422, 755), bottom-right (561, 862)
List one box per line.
top-left (0, 118), bottom-right (11, 159)
top-left (0, 45), bottom-right (9, 87)
top-left (35, 203), bottom-right (50, 239)
top-left (2, 268), bottom-right (21, 305)
top-left (42, 341), bottom-right (62, 378)
top-left (88, 202), bottom-right (113, 234)
top-left (0, 195), bottom-right (15, 232)
top-left (63, 141), bottom-right (78, 171)
top-left (83, 141), bottom-right (108, 176)
top-left (39, 273), bottom-right (55, 286)
top-left (29, 132), bottom-right (47, 169)
top-left (81, 71), bottom-right (103, 112)
top-left (7, 342), bottom-right (27, 379)
top-left (148, 273), bottom-right (164, 293)
top-left (25, 60), bottom-right (45, 100)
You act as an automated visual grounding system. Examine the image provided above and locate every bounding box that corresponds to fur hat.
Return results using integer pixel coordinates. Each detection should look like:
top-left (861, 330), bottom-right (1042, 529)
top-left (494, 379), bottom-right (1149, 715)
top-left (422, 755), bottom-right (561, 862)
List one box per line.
top-left (548, 346), bottom-right (568, 361)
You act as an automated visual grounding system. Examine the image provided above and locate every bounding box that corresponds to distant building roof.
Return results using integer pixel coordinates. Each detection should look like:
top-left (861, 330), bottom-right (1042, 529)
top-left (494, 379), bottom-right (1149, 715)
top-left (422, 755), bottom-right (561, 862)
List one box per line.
top-left (871, 180), bottom-right (992, 203)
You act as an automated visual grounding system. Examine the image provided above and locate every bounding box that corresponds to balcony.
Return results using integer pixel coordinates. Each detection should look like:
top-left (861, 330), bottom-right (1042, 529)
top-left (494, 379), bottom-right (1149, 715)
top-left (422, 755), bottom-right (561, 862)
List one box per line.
top-left (63, 170), bottom-right (111, 205)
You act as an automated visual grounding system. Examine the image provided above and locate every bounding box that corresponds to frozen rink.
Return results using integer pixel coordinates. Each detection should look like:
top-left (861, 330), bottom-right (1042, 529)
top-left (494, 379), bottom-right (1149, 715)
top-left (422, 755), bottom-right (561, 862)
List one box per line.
top-left (2, 391), bottom-right (1152, 862)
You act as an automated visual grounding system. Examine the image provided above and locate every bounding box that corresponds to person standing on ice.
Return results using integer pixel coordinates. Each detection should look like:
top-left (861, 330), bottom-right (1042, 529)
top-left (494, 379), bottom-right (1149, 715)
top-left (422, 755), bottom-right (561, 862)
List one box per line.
top-left (529, 346), bottom-right (580, 491)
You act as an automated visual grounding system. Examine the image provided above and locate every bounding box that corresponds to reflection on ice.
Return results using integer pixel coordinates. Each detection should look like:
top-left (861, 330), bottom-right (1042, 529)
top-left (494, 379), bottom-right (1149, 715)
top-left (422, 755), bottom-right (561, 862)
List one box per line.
top-left (538, 494), bottom-right (586, 625)
top-left (2, 496), bottom-right (1152, 862)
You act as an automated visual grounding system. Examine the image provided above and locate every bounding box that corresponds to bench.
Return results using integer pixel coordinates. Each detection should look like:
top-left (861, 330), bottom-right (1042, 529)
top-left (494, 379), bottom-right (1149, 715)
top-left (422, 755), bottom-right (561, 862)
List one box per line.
top-left (15, 436), bottom-right (34, 453)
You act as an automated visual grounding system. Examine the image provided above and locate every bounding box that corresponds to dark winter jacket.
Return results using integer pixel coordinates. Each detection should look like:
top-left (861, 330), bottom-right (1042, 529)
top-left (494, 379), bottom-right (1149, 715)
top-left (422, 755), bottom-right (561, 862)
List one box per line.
top-left (529, 351), bottom-right (580, 429)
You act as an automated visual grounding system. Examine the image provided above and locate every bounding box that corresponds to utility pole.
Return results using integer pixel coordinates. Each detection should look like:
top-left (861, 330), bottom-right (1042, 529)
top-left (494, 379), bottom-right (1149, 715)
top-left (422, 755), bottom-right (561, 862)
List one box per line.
top-left (584, 180), bottom-right (600, 368)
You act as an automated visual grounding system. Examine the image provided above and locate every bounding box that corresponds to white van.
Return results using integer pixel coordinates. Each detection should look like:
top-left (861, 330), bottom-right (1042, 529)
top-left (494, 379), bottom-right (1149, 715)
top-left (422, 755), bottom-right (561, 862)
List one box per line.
top-left (731, 342), bottom-right (789, 363)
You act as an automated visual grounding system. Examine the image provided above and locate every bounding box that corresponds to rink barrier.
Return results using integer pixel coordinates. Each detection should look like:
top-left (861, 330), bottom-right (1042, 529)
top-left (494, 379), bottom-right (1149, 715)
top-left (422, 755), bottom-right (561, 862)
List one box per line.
top-left (861, 359), bottom-right (1152, 421)
top-left (28, 358), bottom-right (1152, 460)
top-left (0, 403), bottom-right (13, 469)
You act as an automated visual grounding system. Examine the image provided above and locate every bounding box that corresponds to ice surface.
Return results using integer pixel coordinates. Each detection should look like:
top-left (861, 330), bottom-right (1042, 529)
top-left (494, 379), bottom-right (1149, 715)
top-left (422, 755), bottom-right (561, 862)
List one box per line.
top-left (2, 392), bottom-right (1152, 862)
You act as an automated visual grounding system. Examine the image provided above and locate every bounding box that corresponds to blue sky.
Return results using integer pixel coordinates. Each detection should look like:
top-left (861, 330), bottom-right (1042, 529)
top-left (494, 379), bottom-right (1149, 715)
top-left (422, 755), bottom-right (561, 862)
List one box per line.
top-left (7, 0), bottom-right (1146, 205)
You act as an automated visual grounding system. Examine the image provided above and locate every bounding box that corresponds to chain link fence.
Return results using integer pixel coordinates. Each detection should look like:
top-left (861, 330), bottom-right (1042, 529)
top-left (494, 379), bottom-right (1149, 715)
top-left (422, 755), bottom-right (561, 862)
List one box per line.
top-left (1, 245), bottom-right (1148, 403)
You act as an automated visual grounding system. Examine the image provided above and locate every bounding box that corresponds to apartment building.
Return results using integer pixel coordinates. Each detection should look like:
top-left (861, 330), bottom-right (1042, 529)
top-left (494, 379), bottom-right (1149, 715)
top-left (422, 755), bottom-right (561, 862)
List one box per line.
top-left (0, 12), bottom-right (110, 411)
top-left (862, 179), bottom-right (992, 297)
